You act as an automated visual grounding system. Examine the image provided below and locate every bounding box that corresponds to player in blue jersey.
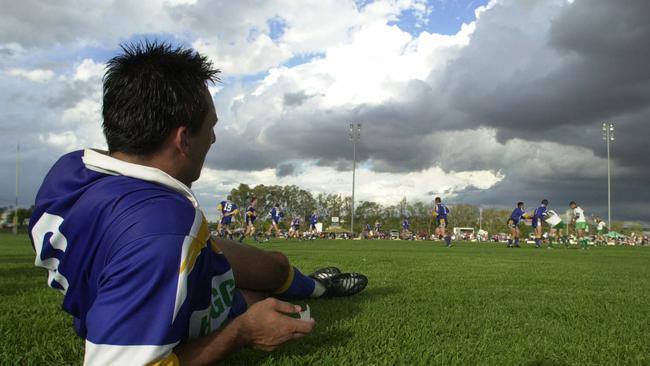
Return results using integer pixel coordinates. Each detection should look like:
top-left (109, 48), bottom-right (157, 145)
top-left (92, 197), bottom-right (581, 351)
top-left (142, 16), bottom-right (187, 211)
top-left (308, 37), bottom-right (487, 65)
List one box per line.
top-left (288, 217), bottom-right (302, 240)
top-left (433, 197), bottom-right (452, 247)
top-left (265, 204), bottom-right (283, 240)
top-left (239, 196), bottom-right (258, 243)
top-left (374, 220), bottom-right (382, 239)
top-left (308, 211), bottom-right (318, 240)
top-left (365, 223), bottom-right (373, 239)
top-left (28, 43), bottom-right (367, 365)
top-left (532, 199), bottom-right (549, 248)
top-left (507, 202), bottom-right (531, 248)
top-left (217, 196), bottom-right (239, 239)
top-left (401, 216), bottom-right (412, 240)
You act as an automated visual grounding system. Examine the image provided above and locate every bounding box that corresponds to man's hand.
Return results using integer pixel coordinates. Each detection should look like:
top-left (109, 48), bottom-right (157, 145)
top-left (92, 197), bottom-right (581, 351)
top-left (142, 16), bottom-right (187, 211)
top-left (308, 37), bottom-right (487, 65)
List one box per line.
top-left (240, 298), bottom-right (315, 351)
top-left (174, 297), bottom-right (314, 365)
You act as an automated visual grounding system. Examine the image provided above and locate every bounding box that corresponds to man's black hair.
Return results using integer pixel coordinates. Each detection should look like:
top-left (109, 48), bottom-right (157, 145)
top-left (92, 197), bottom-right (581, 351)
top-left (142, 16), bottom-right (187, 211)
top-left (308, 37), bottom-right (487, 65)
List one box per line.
top-left (517, 201), bottom-right (524, 207)
top-left (434, 197), bottom-right (441, 203)
top-left (102, 41), bottom-right (220, 155)
top-left (569, 201), bottom-right (577, 206)
top-left (541, 199), bottom-right (549, 205)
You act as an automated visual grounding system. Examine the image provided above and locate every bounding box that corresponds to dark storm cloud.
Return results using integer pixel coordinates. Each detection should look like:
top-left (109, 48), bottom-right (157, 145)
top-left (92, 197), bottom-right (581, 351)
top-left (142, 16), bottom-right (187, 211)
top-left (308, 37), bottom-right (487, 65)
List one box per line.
top-left (0, 47), bottom-right (14, 56)
top-left (253, 79), bottom-right (444, 173)
top-left (442, 0), bottom-right (650, 170)
top-left (283, 91), bottom-right (313, 107)
top-left (275, 162), bottom-right (297, 177)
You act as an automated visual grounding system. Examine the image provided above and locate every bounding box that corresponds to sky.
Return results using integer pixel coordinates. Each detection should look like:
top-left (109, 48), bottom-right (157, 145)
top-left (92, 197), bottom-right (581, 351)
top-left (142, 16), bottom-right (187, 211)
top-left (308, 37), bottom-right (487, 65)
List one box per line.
top-left (1, 0), bottom-right (649, 224)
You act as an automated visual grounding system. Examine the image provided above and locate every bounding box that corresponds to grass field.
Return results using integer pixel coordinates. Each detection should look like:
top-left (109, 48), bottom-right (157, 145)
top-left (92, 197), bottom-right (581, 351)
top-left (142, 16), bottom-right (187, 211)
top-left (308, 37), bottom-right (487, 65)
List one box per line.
top-left (1, 233), bottom-right (649, 365)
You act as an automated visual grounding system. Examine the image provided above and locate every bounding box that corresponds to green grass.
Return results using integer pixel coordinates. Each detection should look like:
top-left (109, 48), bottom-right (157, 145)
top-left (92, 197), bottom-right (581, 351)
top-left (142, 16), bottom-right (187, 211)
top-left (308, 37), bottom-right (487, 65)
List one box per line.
top-left (1, 233), bottom-right (649, 365)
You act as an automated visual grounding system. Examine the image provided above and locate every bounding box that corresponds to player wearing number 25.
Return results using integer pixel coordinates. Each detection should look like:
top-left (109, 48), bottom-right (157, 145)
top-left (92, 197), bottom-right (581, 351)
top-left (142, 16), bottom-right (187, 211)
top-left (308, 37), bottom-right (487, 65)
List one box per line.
top-left (29, 42), bottom-right (366, 366)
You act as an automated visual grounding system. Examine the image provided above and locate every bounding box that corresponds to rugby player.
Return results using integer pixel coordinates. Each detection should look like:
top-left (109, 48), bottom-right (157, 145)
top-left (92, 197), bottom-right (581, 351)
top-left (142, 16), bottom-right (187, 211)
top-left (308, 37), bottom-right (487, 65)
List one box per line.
top-left (28, 43), bottom-right (367, 366)
top-left (595, 216), bottom-right (607, 245)
top-left (433, 197), bottom-right (452, 247)
top-left (570, 201), bottom-right (589, 249)
top-left (532, 199), bottom-right (549, 248)
top-left (374, 220), bottom-right (382, 238)
top-left (308, 211), bottom-right (318, 240)
top-left (265, 204), bottom-right (282, 240)
top-left (544, 209), bottom-right (568, 248)
top-left (401, 216), bottom-right (411, 240)
top-left (217, 196), bottom-right (239, 239)
top-left (239, 196), bottom-right (258, 243)
top-left (288, 217), bottom-right (301, 240)
top-left (507, 202), bottom-right (530, 248)
top-left (365, 223), bottom-right (373, 239)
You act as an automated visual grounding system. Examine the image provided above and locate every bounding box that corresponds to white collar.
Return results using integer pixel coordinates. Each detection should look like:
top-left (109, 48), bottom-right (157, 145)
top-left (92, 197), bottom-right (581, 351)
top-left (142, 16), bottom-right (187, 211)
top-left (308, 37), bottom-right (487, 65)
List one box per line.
top-left (82, 149), bottom-right (199, 208)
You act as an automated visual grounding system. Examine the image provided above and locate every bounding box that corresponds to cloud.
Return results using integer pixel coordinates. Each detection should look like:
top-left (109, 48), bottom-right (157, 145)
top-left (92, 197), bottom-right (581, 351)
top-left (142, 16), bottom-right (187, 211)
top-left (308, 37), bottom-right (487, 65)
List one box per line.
top-left (276, 162), bottom-right (298, 177)
top-left (283, 91), bottom-right (313, 107)
top-left (6, 67), bottom-right (55, 82)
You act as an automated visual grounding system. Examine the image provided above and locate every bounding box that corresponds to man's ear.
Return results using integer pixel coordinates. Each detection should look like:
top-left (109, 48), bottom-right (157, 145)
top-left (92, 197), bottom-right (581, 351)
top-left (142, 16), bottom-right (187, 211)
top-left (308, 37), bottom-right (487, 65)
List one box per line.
top-left (174, 125), bottom-right (191, 157)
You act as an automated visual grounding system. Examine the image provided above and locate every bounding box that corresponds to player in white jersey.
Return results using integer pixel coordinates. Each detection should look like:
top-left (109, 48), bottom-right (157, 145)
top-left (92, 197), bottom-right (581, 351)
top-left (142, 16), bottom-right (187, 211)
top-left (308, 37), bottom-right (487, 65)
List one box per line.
top-left (570, 201), bottom-right (589, 249)
top-left (544, 210), bottom-right (568, 248)
top-left (595, 216), bottom-right (608, 245)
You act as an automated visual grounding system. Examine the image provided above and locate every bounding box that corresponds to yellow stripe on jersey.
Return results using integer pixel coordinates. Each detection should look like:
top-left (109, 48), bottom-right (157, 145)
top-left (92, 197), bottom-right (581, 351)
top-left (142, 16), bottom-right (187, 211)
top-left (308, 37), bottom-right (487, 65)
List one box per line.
top-left (180, 215), bottom-right (209, 274)
top-left (147, 352), bottom-right (181, 366)
top-left (173, 210), bottom-right (209, 322)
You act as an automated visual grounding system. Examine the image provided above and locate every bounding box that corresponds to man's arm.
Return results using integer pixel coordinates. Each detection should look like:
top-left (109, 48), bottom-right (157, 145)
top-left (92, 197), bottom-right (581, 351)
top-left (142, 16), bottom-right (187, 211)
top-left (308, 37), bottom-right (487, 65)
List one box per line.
top-left (175, 298), bottom-right (315, 366)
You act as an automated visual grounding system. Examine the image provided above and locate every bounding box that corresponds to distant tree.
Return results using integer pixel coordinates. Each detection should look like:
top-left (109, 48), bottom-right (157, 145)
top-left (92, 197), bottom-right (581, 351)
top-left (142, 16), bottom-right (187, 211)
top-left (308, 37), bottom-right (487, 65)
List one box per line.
top-left (6, 206), bottom-right (34, 227)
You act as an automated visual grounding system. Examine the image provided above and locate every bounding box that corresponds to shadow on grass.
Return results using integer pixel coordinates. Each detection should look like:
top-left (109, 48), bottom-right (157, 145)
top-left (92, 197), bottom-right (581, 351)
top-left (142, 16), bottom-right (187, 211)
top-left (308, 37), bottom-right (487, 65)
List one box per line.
top-left (225, 286), bottom-right (401, 365)
top-left (526, 359), bottom-right (568, 366)
top-left (0, 266), bottom-right (48, 296)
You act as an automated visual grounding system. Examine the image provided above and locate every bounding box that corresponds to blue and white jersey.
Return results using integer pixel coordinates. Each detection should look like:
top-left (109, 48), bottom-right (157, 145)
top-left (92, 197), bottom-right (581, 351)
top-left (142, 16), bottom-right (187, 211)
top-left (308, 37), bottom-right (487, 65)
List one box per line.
top-left (533, 205), bottom-right (547, 227)
top-left (245, 205), bottom-right (256, 224)
top-left (291, 218), bottom-right (301, 229)
top-left (533, 205), bottom-right (547, 220)
top-left (435, 203), bottom-right (450, 219)
top-left (270, 207), bottom-right (282, 223)
top-left (402, 219), bottom-right (410, 230)
top-left (509, 207), bottom-right (528, 224)
top-left (219, 200), bottom-right (238, 216)
top-left (309, 214), bottom-right (318, 226)
top-left (28, 149), bottom-right (246, 365)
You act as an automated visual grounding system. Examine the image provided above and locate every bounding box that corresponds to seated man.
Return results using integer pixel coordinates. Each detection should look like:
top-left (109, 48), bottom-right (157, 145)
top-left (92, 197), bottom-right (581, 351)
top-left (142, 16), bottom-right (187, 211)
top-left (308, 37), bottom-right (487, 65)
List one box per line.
top-left (28, 42), bottom-right (367, 366)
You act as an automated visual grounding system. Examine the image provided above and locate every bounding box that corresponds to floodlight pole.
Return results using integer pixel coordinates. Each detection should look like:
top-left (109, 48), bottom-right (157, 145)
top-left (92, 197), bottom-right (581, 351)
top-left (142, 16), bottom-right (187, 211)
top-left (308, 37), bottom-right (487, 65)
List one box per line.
top-left (13, 144), bottom-right (19, 235)
top-left (602, 123), bottom-right (614, 230)
top-left (349, 123), bottom-right (361, 236)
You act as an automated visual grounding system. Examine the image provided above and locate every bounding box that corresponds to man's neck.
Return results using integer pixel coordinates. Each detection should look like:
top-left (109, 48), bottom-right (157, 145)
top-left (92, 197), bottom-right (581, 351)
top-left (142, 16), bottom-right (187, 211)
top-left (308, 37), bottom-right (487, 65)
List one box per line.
top-left (110, 151), bottom-right (191, 187)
